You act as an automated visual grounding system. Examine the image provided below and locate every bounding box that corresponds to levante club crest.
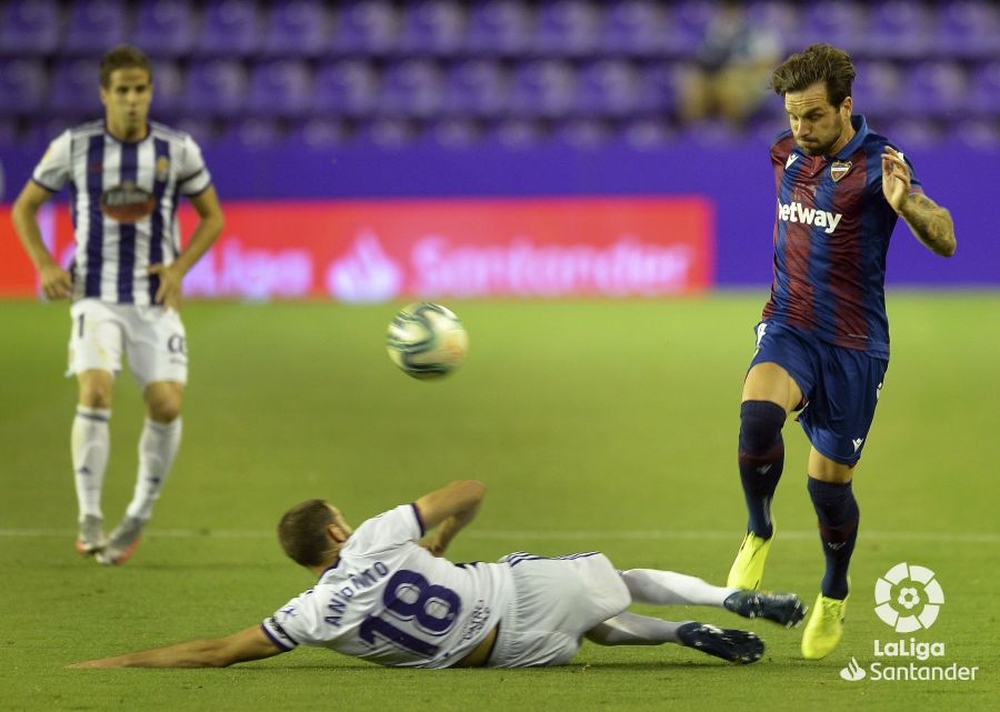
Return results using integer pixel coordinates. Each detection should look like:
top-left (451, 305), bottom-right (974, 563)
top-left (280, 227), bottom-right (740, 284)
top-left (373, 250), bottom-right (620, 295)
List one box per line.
top-left (830, 161), bottom-right (852, 182)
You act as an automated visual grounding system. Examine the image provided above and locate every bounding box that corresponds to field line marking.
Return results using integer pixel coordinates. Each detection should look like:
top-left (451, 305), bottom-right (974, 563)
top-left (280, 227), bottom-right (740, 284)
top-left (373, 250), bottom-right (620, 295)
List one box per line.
top-left (1, 528), bottom-right (998, 544)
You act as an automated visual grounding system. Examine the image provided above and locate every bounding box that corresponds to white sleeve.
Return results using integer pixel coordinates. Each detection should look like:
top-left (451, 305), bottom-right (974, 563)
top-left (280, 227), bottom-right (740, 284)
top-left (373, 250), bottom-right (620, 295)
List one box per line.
top-left (176, 133), bottom-right (212, 197)
top-left (31, 130), bottom-right (72, 193)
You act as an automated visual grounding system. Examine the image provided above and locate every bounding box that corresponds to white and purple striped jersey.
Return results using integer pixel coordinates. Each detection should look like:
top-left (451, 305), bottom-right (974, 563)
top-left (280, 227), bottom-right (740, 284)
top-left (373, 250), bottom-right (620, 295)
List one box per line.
top-left (262, 504), bottom-right (513, 669)
top-left (31, 120), bottom-right (213, 305)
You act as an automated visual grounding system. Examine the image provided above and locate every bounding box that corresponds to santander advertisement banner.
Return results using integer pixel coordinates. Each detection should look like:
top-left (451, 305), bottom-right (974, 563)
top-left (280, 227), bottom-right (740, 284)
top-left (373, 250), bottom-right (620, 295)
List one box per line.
top-left (1, 197), bottom-right (713, 301)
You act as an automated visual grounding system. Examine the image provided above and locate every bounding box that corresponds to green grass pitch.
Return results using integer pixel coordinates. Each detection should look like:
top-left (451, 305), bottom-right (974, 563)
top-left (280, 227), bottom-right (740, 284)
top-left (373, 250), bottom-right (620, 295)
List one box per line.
top-left (1, 292), bottom-right (997, 711)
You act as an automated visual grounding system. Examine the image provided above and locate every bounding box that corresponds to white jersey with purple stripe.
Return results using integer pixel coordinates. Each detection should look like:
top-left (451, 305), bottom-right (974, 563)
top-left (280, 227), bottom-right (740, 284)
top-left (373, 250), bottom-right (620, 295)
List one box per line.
top-left (262, 504), bottom-right (513, 669)
top-left (31, 120), bottom-right (212, 305)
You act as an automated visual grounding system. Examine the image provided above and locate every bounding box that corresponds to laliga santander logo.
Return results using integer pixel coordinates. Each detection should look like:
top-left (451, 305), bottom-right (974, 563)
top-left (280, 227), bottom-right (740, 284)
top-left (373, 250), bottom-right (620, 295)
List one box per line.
top-left (874, 562), bottom-right (945, 633)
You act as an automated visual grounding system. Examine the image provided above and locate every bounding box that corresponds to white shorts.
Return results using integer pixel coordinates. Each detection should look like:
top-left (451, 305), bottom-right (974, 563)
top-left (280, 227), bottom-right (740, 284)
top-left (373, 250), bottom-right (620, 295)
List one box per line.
top-left (488, 552), bottom-right (631, 668)
top-left (67, 299), bottom-right (188, 388)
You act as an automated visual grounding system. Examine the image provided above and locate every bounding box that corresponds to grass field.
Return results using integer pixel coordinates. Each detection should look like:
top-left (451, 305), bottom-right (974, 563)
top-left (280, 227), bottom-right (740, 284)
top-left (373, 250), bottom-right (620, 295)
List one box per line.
top-left (1, 293), bottom-right (997, 712)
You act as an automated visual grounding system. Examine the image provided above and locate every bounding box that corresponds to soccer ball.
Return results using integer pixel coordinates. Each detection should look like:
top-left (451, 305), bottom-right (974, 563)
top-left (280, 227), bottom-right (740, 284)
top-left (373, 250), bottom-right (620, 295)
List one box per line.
top-left (386, 302), bottom-right (468, 379)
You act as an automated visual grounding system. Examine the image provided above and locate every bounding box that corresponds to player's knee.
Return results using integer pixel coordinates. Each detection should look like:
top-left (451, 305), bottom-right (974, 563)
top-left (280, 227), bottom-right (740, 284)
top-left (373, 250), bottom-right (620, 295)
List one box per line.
top-left (77, 370), bottom-right (113, 409)
top-left (145, 383), bottom-right (183, 423)
top-left (739, 400), bottom-right (787, 455)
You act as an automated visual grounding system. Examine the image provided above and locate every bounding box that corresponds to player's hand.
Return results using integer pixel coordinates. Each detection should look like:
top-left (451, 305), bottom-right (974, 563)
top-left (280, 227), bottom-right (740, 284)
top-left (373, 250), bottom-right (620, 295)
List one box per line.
top-left (881, 147), bottom-right (911, 213)
top-left (148, 263), bottom-right (183, 311)
top-left (39, 262), bottom-right (72, 300)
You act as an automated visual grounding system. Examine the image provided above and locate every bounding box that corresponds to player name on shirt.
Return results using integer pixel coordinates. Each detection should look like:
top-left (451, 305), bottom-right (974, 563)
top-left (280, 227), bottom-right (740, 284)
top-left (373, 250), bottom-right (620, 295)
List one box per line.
top-left (776, 200), bottom-right (843, 234)
top-left (322, 560), bottom-right (392, 626)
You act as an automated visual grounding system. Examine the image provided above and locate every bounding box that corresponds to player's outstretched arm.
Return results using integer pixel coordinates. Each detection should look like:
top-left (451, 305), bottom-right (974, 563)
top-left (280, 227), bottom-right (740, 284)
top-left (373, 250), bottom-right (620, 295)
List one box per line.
top-left (881, 148), bottom-right (956, 257)
top-left (69, 626), bottom-right (284, 669)
top-left (415, 480), bottom-right (486, 556)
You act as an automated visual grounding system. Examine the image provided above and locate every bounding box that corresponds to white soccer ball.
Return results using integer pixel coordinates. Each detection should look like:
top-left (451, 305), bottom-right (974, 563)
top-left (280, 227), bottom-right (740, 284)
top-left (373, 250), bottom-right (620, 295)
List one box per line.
top-left (386, 302), bottom-right (469, 379)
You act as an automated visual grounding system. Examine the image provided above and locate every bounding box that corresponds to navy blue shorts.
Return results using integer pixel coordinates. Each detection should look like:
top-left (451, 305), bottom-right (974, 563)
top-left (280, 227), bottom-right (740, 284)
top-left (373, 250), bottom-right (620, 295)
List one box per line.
top-left (749, 321), bottom-right (889, 465)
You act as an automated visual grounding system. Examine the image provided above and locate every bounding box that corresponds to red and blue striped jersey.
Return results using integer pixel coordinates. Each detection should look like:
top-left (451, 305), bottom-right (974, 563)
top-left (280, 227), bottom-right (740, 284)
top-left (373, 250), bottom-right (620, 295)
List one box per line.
top-left (32, 120), bottom-right (213, 306)
top-left (761, 115), bottom-right (922, 358)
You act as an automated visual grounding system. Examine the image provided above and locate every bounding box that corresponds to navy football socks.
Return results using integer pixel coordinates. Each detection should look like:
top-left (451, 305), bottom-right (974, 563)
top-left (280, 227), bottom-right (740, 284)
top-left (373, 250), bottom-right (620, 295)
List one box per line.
top-left (737, 400), bottom-right (787, 539)
top-left (807, 477), bottom-right (859, 600)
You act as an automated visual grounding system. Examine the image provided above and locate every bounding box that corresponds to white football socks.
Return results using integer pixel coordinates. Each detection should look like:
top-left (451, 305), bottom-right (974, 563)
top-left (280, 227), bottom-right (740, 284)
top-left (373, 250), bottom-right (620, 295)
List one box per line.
top-left (621, 569), bottom-right (736, 607)
top-left (586, 612), bottom-right (689, 645)
top-left (72, 407), bottom-right (111, 520)
top-left (125, 417), bottom-right (182, 522)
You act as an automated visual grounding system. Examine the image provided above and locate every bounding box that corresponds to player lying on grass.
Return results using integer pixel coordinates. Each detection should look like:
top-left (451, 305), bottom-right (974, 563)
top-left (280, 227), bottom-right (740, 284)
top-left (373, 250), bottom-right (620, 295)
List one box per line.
top-left (72, 480), bottom-right (805, 669)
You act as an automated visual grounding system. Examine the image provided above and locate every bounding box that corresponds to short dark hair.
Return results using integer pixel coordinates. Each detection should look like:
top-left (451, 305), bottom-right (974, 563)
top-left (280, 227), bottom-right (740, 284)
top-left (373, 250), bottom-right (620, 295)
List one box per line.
top-left (771, 43), bottom-right (856, 107)
top-left (100, 45), bottom-right (153, 88)
top-left (277, 499), bottom-right (336, 567)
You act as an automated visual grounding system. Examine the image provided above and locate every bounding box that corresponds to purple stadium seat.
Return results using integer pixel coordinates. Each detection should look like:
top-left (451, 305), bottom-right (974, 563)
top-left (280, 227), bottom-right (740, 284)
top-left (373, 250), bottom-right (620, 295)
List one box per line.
top-left (261, 1), bottom-right (332, 58)
top-left (575, 59), bottom-right (640, 118)
top-left (442, 59), bottom-right (509, 119)
top-left (465, 0), bottom-right (533, 56)
top-left (217, 117), bottom-right (286, 149)
top-left (661, 0), bottom-right (718, 58)
top-left (246, 60), bottom-right (314, 119)
top-left (149, 60), bottom-right (185, 121)
top-left (0, 59), bottom-right (47, 117)
top-left (968, 61), bottom-right (1000, 116)
top-left (484, 117), bottom-right (548, 149)
top-left (863, 0), bottom-right (931, 60)
top-left (901, 61), bottom-right (969, 119)
top-left (330, 0), bottom-right (400, 57)
top-left (180, 59), bottom-right (248, 118)
top-left (313, 59), bottom-right (379, 118)
top-left (532, 0), bottom-right (600, 57)
top-left (355, 117), bottom-right (419, 149)
top-left (936, 0), bottom-right (1000, 60)
top-left (286, 117), bottom-right (352, 148)
top-left (376, 59), bottom-right (445, 119)
top-left (0, 0), bottom-right (61, 56)
top-left (195, 0), bottom-right (261, 57)
top-left (619, 118), bottom-right (678, 149)
top-left (599, 1), bottom-right (668, 57)
top-left (637, 61), bottom-right (682, 116)
top-left (877, 118), bottom-right (943, 149)
top-left (396, 0), bottom-right (466, 56)
top-left (849, 60), bottom-right (904, 120)
top-left (48, 58), bottom-right (104, 119)
top-left (422, 117), bottom-right (483, 149)
top-left (951, 118), bottom-right (1000, 149)
top-left (798, 1), bottom-right (867, 57)
top-left (62, 0), bottom-right (129, 56)
top-left (132, 0), bottom-right (196, 58)
top-left (552, 117), bottom-right (612, 149)
top-left (171, 117), bottom-right (217, 147)
top-left (508, 59), bottom-right (577, 119)
top-left (743, 1), bottom-right (799, 55)
top-left (313, 60), bottom-right (380, 118)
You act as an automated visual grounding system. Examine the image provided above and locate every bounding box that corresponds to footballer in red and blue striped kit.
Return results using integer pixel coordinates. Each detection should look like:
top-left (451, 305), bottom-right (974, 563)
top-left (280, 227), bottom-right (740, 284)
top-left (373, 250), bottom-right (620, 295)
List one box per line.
top-left (724, 44), bottom-right (956, 662)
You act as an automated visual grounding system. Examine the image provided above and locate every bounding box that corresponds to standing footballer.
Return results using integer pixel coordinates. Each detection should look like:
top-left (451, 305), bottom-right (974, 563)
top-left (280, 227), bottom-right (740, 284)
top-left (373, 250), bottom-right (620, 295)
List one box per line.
top-left (11, 46), bottom-right (224, 565)
top-left (724, 44), bottom-right (956, 659)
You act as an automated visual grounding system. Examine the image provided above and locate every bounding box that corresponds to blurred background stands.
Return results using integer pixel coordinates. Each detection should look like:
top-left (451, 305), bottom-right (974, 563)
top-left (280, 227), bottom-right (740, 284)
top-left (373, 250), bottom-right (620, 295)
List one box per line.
top-left (0, 0), bottom-right (998, 151)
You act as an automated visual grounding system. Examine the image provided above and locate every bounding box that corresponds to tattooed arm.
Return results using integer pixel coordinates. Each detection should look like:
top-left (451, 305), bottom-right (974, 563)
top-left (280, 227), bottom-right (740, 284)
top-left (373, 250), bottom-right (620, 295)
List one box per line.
top-left (881, 148), bottom-right (957, 257)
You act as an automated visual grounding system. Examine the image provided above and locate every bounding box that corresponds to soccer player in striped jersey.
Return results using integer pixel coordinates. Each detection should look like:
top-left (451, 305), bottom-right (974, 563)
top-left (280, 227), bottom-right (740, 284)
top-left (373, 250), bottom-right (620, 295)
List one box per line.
top-left (11, 46), bottom-right (224, 565)
top-left (725, 44), bottom-right (956, 660)
top-left (71, 480), bottom-right (806, 669)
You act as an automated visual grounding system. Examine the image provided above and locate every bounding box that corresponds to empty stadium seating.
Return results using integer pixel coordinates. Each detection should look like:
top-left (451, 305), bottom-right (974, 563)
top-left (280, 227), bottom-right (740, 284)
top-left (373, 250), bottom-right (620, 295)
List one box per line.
top-left (0, 0), bottom-right (997, 150)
